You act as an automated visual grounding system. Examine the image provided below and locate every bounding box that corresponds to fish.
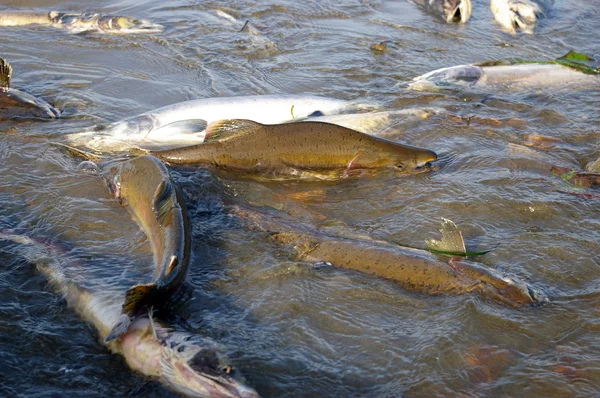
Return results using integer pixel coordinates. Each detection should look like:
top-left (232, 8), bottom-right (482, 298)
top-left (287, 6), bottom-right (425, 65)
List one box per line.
top-left (234, 206), bottom-right (547, 308)
top-left (64, 94), bottom-right (375, 152)
top-left (409, 0), bottom-right (472, 23)
top-left (0, 10), bottom-right (163, 34)
top-left (91, 155), bottom-right (192, 342)
top-left (0, 57), bottom-right (59, 119)
top-left (0, 231), bottom-right (259, 398)
top-left (142, 119), bottom-right (437, 181)
top-left (490, 0), bottom-right (553, 34)
top-left (304, 107), bottom-right (442, 136)
top-left (408, 51), bottom-right (599, 91)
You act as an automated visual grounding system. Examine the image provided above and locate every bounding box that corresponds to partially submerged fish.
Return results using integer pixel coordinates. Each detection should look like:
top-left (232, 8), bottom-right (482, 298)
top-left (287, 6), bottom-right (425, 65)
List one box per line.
top-left (0, 10), bottom-right (163, 34)
top-left (409, 0), bottom-right (472, 23)
top-left (88, 155), bottom-right (192, 342)
top-left (408, 51), bottom-right (599, 91)
top-left (304, 107), bottom-right (442, 136)
top-left (64, 94), bottom-right (374, 152)
top-left (490, 0), bottom-right (552, 34)
top-left (234, 206), bottom-right (546, 308)
top-left (0, 57), bottom-right (59, 119)
top-left (142, 119), bottom-right (437, 180)
top-left (0, 231), bottom-right (258, 398)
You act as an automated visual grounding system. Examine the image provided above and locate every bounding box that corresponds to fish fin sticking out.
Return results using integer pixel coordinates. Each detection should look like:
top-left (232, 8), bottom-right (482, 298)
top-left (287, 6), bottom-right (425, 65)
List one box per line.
top-left (205, 119), bottom-right (264, 142)
top-left (426, 218), bottom-right (467, 255)
top-left (105, 313), bottom-right (132, 342)
top-left (555, 51), bottom-right (599, 75)
top-left (148, 120), bottom-right (208, 138)
top-left (128, 147), bottom-right (150, 157)
top-left (105, 282), bottom-right (159, 341)
top-left (0, 57), bottom-right (12, 92)
top-left (50, 143), bottom-right (106, 162)
top-left (152, 180), bottom-right (175, 224)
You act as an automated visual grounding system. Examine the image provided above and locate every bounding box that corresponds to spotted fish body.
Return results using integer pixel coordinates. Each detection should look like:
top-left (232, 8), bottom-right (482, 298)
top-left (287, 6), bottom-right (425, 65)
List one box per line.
top-left (0, 57), bottom-right (59, 119)
top-left (0, 231), bottom-right (258, 398)
top-left (147, 120), bottom-right (437, 180)
top-left (0, 11), bottom-right (163, 34)
top-left (101, 155), bottom-right (191, 341)
top-left (235, 206), bottom-right (546, 308)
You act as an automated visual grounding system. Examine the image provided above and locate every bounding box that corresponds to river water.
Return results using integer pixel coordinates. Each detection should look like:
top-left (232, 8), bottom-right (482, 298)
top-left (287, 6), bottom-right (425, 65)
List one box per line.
top-left (1, 0), bottom-right (599, 397)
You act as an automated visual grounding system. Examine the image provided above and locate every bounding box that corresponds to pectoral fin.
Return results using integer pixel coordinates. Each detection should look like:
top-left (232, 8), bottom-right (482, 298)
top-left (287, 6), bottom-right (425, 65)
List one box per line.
top-left (148, 120), bottom-right (208, 138)
top-left (152, 180), bottom-right (175, 224)
top-left (105, 283), bottom-right (158, 341)
top-left (0, 57), bottom-right (12, 92)
top-left (205, 119), bottom-right (264, 142)
top-left (105, 314), bottom-right (132, 342)
top-left (426, 218), bottom-right (466, 255)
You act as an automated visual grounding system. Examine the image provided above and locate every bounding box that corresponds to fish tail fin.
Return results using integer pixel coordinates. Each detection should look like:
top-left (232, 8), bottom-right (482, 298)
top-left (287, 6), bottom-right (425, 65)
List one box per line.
top-left (50, 142), bottom-right (106, 162)
top-left (0, 57), bottom-right (12, 92)
top-left (426, 218), bottom-right (466, 255)
top-left (105, 283), bottom-right (159, 342)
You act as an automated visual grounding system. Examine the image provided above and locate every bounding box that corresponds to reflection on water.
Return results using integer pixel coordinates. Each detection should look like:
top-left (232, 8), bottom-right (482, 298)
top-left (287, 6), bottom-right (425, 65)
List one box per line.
top-left (1, 0), bottom-right (599, 397)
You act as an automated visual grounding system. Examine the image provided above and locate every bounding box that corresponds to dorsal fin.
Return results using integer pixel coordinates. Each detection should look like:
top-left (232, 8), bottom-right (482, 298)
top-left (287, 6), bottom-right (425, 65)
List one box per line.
top-left (205, 119), bottom-right (264, 142)
top-left (426, 218), bottom-right (466, 255)
top-left (0, 57), bottom-right (12, 92)
top-left (152, 180), bottom-right (175, 224)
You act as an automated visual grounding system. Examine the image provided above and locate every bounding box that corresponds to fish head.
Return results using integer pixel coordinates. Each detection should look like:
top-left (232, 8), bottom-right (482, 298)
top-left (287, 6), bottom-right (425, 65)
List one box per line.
top-left (408, 65), bottom-right (484, 91)
top-left (491, 0), bottom-right (543, 34)
top-left (484, 276), bottom-right (549, 308)
top-left (157, 329), bottom-right (259, 398)
top-left (381, 143), bottom-right (438, 174)
top-left (442, 0), bottom-right (472, 23)
top-left (97, 16), bottom-right (164, 34)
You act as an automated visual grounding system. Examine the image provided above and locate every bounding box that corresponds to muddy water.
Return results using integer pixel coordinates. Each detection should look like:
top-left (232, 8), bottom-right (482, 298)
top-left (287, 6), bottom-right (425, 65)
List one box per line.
top-left (1, 0), bottom-right (599, 397)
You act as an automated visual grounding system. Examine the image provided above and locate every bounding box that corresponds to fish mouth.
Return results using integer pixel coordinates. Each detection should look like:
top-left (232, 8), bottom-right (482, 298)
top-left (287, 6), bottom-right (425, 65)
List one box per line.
top-left (445, 0), bottom-right (472, 23)
top-left (98, 16), bottom-right (164, 34)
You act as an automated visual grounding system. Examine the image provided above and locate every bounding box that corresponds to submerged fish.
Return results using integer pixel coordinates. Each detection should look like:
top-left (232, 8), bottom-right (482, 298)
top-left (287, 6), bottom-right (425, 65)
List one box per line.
top-left (234, 206), bottom-right (546, 308)
top-left (143, 119), bottom-right (437, 180)
top-left (0, 10), bottom-right (163, 34)
top-left (490, 0), bottom-right (552, 34)
top-left (408, 51), bottom-right (599, 91)
top-left (88, 155), bottom-right (192, 342)
top-left (0, 231), bottom-right (258, 398)
top-left (64, 94), bottom-right (373, 152)
top-left (0, 57), bottom-right (59, 119)
top-left (409, 0), bottom-right (472, 23)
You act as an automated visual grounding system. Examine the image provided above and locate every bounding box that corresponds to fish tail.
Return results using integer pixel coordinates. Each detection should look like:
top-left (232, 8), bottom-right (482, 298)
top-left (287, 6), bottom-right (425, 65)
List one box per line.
top-left (105, 282), bottom-right (159, 342)
top-left (0, 57), bottom-right (12, 92)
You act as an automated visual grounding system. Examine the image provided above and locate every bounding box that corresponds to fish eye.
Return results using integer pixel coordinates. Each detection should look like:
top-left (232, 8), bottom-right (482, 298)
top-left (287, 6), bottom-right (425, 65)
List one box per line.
top-left (395, 162), bottom-right (405, 170)
top-left (222, 365), bottom-right (232, 374)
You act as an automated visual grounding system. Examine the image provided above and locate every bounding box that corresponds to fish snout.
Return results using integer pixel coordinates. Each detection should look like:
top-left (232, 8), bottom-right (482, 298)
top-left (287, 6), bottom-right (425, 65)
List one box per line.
top-left (444, 0), bottom-right (472, 23)
top-left (412, 149), bottom-right (438, 172)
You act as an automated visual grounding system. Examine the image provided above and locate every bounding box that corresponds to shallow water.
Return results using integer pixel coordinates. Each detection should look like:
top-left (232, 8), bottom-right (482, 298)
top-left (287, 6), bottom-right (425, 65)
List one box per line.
top-left (1, 0), bottom-right (599, 397)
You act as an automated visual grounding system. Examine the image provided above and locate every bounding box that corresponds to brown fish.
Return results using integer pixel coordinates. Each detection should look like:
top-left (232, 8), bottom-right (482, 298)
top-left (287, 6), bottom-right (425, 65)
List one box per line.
top-left (0, 57), bottom-right (59, 119)
top-left (143, 119), bottom-right (437, 180)
top-left (234, 205), bottom-right (546, 308)
top-left (98, 155), bottom-right (192, 341)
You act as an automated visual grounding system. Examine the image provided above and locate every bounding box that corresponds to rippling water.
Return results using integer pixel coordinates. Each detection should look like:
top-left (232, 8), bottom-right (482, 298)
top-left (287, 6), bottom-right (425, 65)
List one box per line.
top-left (1, 0), bottom-right (599, 397)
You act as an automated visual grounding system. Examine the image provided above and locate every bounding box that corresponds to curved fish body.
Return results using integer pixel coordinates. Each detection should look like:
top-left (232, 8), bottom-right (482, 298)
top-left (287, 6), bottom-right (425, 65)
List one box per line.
top-left (409, 0), bottom-right (472, 23)
top-left (146, 120), bottom-right (437, 180)
top-left (0, 11), bottom-right (163, 34)
top-left (408, 62), bottom-right (598, 91)
top-left (0, 232), bottom-right (258, 398)
top-left (491, 0), bottom-right (553, 34)
top-left (235, 206), bottom-right (546, 308)
top-left (99, 156), bottom-right (192, 341)
top-left (64, 94), bottom-right (376, 152)
top-left (0, 57), bottom-right (59, 119)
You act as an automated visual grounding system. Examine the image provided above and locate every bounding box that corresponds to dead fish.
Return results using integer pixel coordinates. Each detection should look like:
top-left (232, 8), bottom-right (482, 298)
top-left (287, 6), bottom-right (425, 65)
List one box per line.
top-left (0, 57), bottom-right (59, 119)
top-left (0, 10), bottom-right (163, 34)
top-left (490, 0), bottom-right (553, 34)
top-left (235, 206), bottom-right (546, 308)
top-left (142, 119), bottom-right (437, 181)
top-left (91, 155), bottom-right (192, 342)
top-left (0, 231), bottom-right (258, 398)
top-left (409, 0), bottom-right (472, 23)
